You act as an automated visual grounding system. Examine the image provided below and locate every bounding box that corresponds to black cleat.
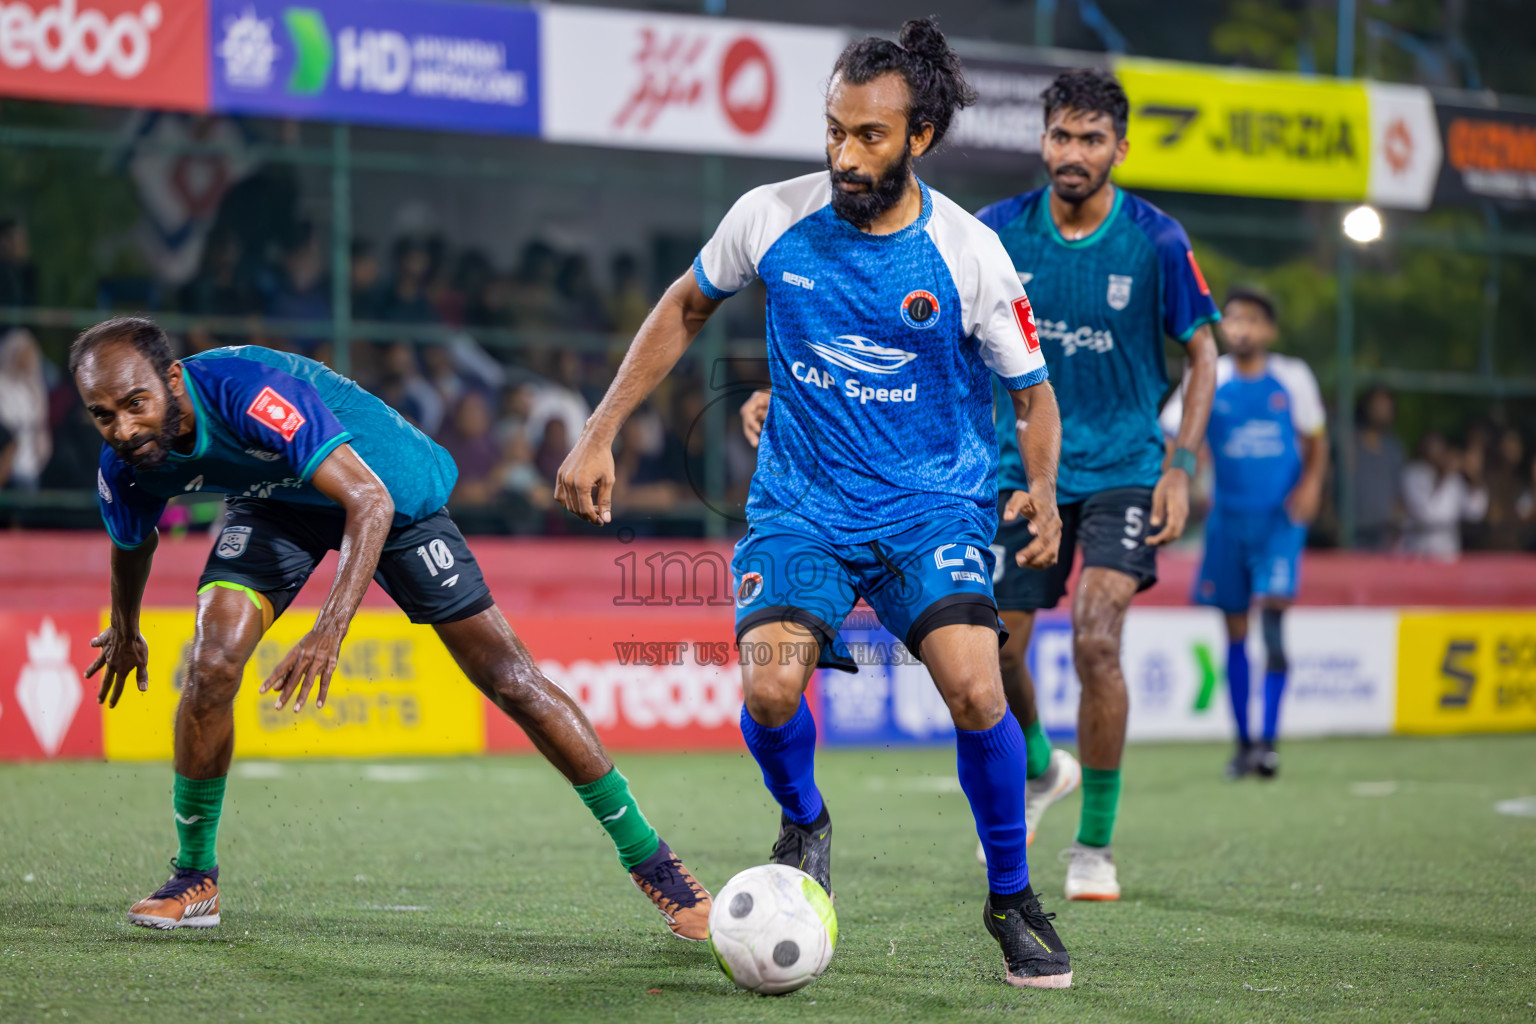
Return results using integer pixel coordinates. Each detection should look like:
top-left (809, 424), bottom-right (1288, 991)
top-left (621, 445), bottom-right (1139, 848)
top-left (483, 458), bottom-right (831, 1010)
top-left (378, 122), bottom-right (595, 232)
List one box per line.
top-left (984, 888), bottom-right (1073, 989)
top-left (1225, 741), bottom-right (1256, 780)
top-left (1254, 740), bottom-right (1279, 779)
top-left (771, 807), bottom-right (832, 899)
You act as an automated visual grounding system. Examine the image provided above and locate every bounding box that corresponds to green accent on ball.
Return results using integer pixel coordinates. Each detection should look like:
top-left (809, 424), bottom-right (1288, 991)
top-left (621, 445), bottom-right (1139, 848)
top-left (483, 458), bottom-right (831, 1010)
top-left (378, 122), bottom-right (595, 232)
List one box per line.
top-left (801, 876), bottom-right (837, 950)
top-left (708, 935), bottom-right (735, 983)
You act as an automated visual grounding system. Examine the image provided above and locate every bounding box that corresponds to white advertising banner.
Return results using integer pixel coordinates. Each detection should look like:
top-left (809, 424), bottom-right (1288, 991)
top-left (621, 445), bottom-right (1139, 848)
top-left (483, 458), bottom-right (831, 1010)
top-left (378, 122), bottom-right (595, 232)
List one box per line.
top-left (1030, 608), bottom-right (1398, 742)
top-left (1366, 82), bottom-right (1442, 210)
top-left (540, 5), bottom-right (846, 159)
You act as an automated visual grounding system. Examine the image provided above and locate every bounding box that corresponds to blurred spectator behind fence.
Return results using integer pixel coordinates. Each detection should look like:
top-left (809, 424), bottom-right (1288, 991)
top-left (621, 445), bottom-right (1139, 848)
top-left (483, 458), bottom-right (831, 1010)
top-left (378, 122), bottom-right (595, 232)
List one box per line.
top-left (1401, 431), bottom-right (1488, 562)
top-left (438, 389), bottom-right (500, 506)
top-left (350, 240), bottom-right (385, 321)
top-left (0, 219), bottom-right (38, 312)
top-left (375, 341), bottom-right (444, 436)
top-left (1350, 387), bottom-right (1406, 550)
top-left (0, 329), bottom-right (52, 490)
top-left (606, 253), bottom-right (651, 338)
top-left (382, 237), bottom-right (440, 324)
top-left (264, 221), bottom-right (331, 358)
top-left (1468, 427), bottom-right (1527, 551)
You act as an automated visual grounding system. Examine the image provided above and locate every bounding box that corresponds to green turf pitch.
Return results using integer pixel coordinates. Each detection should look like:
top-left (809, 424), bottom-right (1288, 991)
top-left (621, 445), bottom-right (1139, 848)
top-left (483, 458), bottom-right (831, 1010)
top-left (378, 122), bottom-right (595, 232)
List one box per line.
top-left (2, 735), bottom-right (1533, 1024)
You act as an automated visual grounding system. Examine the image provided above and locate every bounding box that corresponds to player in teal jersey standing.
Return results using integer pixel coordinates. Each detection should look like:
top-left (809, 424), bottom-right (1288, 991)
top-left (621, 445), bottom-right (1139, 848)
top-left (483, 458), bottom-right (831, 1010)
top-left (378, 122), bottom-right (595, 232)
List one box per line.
top-left (975, 69), bottom-right (1219, 900)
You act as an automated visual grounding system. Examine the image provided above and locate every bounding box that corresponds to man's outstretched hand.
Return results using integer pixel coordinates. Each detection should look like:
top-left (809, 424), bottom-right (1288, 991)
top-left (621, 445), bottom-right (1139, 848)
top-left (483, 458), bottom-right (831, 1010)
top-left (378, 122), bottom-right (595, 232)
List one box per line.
top-left (85, 625), bottom-right (149, 708)
top-left (259, 626), bottom-right (345, 712)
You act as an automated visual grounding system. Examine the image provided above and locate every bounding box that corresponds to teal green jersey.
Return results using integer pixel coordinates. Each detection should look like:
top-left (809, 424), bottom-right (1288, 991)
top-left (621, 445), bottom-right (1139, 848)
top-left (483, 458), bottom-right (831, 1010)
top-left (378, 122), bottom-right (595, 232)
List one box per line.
top-left (979, 187), bottom-right (1220, 503)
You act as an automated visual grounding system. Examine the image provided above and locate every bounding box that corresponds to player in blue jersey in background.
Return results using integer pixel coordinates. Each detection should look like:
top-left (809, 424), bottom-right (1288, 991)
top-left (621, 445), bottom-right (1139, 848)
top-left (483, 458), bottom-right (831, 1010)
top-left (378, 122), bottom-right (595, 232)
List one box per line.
top-left (559, 20), bottom-right (1075, 989)
top-left (974, 70), bottom-right (1219, 901)
top-left (1160, 287), bottom-right (1327, 780)
top-left (71, 317), bottom-right (713, 939)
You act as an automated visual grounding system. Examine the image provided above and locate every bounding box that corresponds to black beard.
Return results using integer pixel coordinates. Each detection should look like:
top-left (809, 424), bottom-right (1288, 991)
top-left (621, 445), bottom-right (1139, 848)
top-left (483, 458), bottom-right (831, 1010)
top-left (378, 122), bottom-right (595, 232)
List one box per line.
top-left (827, 144), bottom-right (913, 229)
top-left (115, 389), bottom-right (184, 471)
top-left (1048, 160), bottom-right (1113, 204)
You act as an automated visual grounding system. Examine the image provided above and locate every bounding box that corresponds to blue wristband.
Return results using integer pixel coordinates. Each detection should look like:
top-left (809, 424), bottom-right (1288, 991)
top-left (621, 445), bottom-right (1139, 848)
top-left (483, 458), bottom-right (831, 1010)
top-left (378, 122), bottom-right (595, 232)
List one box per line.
top-left (1170, 447), bottom-right (1197, 476)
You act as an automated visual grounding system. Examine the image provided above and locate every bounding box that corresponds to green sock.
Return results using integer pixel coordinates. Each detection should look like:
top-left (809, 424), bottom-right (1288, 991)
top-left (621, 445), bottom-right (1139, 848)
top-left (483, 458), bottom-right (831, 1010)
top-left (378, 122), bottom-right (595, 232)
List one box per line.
top-left (1023, 719), bottom-right (1052, 779)
top-left (173, 773), bottom-right (227, 871)
top-left (1076, 766), bottom-right (1121, 848)
top-left (575, 768), bottom-right (660, 870)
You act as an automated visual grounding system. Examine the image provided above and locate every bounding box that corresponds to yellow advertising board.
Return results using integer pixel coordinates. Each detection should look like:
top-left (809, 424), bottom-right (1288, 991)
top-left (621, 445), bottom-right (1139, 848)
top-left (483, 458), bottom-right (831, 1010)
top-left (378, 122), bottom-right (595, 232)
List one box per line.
top-left (1114, 57), bottom-right (1370, 201)
top-left (1396, 612), bottom-right (1536, 734)
top-left (103, 609), bottom-right (486, 759)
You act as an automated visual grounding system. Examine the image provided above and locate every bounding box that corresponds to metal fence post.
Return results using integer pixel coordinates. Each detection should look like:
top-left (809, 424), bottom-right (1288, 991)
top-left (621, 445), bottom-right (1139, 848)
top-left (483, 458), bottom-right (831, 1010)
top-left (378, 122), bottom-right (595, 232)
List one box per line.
top-left (1335, 242), bottom-right (1356, 549)
top-left (330, 123), bottom-right (352, 378)
top-left (700, 154), bottom-right (727, 538)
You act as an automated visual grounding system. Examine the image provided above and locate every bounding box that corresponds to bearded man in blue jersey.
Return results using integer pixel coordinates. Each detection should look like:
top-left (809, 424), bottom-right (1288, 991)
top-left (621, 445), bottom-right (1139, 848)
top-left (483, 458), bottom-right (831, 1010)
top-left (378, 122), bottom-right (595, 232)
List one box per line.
top-left (559, 19), bottom-right (1074, 989)
top-left (974, 69), bottom-right (1220, 901)
top-left (73, 318), bottom-right (712, 939)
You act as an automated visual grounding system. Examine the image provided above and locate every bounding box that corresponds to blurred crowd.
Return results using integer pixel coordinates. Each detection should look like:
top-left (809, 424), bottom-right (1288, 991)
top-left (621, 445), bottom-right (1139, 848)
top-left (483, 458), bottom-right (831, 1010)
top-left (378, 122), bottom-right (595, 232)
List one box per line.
top-left (1345, 387), bottom-right (1536, 560)
top-left (0, 212), bottom-right (1533, 553)
top-left (0, 215), bottom-right (747, 534)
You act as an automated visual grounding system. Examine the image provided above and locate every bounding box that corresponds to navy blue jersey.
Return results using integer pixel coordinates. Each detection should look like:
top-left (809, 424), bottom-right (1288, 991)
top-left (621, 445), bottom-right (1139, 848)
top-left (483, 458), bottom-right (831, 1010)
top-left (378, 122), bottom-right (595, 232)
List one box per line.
top-left (1162, 353), bottom-right (1325, 513)
top-left (979, 187), bottom-right (1219, 503)
top-left (97, 347), bottom-right (456, 549)
top-left (695, 172), bottom-right (1048, 544)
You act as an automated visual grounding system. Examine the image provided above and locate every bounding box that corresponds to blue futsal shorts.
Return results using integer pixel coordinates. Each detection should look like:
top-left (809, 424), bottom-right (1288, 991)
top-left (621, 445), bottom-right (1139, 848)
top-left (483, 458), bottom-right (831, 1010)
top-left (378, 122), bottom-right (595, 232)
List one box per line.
top-left (1194, 507), bottom-right (1306, 614)
top-left (731, 515), bottom-right (1003, 673)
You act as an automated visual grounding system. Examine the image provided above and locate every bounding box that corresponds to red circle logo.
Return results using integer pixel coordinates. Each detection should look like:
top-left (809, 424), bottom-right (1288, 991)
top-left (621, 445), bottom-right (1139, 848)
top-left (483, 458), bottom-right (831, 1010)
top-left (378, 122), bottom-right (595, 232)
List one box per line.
top-left (720, 37), bottom-right (774, 135)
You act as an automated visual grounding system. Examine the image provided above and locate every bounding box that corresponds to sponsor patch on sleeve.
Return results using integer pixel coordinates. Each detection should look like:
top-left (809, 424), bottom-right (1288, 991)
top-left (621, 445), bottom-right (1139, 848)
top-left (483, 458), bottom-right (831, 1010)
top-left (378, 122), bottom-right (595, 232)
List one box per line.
top-left (1011, 295), bottom-right (1041, 353)
top-left (246, 386), bottom-right (307, 443)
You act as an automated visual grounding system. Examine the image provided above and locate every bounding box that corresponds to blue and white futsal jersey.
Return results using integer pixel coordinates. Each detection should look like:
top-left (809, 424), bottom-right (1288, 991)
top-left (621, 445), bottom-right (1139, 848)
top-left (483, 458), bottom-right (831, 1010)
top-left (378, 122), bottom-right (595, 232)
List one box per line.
top-left (1161, 353), bottom-right (1325, 610)
top-left (979, 187), bottom-right (1220, 503)
top-left (1160, 353), bottom-right (1325, 513)
top-left (97, 346), bottom-right (457, 549)
top-left (694, 172), bottom-right (1048, 544)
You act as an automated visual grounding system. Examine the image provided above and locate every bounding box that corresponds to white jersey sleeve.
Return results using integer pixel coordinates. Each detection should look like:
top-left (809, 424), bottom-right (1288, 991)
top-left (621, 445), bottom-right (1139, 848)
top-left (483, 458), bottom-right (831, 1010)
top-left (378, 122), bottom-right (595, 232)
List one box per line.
top-left (693, 172), bottom-right (830, 299)
top-left (926, 191), bottom-right (1048, 390)
top-left (1160, 354), bottom-right (1233, 438)
top-left (1270, 354), bottom-right (1326, 436)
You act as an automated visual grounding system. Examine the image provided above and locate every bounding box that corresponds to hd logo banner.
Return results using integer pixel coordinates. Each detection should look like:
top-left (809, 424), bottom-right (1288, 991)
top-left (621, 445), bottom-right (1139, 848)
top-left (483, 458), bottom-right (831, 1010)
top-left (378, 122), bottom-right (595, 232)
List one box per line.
top-left (209, 0), bottom-right (539, 135)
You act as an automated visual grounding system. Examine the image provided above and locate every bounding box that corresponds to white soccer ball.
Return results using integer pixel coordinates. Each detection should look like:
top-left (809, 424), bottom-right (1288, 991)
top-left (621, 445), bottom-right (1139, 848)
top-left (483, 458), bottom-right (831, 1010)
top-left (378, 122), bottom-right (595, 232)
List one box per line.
top-left (707, 864), bottom-right (837, 995)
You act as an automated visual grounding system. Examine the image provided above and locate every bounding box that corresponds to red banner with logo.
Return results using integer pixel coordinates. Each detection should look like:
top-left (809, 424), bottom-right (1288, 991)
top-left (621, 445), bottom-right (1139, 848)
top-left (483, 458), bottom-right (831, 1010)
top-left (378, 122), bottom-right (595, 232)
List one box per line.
top-left (483, 614), bottom-right (746, 753)
top-left (0, 0), bottom-right (208, 111)
top-left (0, 612), bottom-right (104, 760)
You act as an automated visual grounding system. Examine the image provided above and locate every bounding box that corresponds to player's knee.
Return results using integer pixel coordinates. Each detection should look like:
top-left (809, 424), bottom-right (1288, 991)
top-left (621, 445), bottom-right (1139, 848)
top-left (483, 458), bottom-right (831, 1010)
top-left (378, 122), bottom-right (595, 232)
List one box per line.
top-left (484, 664), bottom-right (549, 712)
top-left (742, 666), bottom-right (804, 727)
top-left (940, 677), bottom-right (1006, 731)
top-left (181, 647), bottom-right (245, 708)
top-left (1072, 626), bottom-right (1120, 680)
top-left (1261, 607), bottom-right (1288, 674)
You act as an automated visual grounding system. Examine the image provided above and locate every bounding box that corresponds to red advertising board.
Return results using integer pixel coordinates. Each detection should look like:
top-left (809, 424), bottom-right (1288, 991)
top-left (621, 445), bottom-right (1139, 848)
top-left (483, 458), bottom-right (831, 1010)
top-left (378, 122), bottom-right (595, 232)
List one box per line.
top-left (483, 615), bottom-right (746, 753)
top-left (0, 0), bottom-right (208, 111)
top-left (0, 612), bottom-right (104, 760)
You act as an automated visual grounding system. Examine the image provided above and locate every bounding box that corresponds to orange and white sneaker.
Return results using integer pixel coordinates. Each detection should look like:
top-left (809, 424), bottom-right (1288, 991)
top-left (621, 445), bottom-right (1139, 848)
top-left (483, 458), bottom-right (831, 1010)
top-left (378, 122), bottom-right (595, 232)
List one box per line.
top-left (629, 839), bottom-right (712, 941)
top-left (127, 862), bottom-right (220, 930)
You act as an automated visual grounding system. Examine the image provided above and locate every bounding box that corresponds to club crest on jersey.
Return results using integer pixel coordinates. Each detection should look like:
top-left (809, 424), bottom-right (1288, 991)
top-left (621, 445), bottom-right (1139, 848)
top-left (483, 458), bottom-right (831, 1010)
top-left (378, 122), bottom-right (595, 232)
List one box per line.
top-left (246, 386), bottom-right (306, 442)
top-left (215, 525), bottom-right (252, 560)
top-left (736, 572), bottom-right (763, 607)
top-left (899, 289), bottom-right (940, 330)
top-left (1107, 274), bottom-right (1133, 311)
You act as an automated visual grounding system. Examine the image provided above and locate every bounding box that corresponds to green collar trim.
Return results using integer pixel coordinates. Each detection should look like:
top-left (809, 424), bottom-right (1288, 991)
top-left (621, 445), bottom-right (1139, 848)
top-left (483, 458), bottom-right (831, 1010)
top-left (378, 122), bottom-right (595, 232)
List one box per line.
top-left (169, 368), bottom-right (211, 462)
top-left (1044, 186), bottom-right (1124, 250)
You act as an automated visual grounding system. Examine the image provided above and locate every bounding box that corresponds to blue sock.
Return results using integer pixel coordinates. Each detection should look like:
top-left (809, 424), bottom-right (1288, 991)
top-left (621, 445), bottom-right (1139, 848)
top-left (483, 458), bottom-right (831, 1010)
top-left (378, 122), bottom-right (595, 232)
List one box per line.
top-left (1226, 640), bottom-right (1251, 745)
top-left (740, 697), bottom-right (824, 825)
top-left (956, 715), bottom-right (1030, 896)
top-left (1262, 670), bottom-right (1286, 743)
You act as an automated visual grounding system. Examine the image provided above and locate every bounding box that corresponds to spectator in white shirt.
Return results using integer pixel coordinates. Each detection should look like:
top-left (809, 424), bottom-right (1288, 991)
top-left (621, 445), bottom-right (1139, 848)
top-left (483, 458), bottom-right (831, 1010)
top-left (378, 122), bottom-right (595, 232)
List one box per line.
top-left (1401, 431), bottom-right (1488, 561)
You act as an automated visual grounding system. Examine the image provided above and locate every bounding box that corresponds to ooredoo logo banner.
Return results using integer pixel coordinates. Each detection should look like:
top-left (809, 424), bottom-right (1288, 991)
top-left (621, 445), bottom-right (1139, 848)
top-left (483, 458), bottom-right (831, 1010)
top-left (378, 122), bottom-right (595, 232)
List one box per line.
top-left (540, 5), bottom-right (845, 160)
top-left (0, 0), bottom-right (207, 110)
top-left (209, 0), bottom-right (539, 136)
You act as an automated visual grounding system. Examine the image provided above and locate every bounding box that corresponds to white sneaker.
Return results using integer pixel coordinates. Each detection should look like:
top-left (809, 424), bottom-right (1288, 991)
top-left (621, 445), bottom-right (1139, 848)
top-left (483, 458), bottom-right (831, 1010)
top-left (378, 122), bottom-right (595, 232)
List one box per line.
top-left (975, 748), bottom-right (1084, 866)
top-left (1061, 842), bottom-right (1120, 901)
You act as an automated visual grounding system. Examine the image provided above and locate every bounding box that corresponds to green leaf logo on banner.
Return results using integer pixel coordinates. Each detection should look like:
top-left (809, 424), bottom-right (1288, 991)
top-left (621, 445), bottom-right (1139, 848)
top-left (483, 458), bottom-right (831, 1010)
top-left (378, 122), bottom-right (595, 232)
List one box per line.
top-left (284, 8), bottom-right (333, 96)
